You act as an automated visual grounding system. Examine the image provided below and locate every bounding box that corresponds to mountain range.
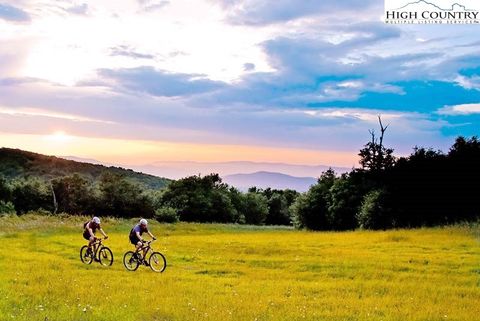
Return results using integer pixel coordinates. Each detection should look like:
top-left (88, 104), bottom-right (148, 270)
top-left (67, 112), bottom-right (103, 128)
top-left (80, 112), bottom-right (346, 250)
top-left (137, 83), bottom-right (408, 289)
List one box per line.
top-left (223, 171), bottom-right (317, 192)
top-left (0, 148), bottom-right (348, 191)
top-left (66, 157), bottom-right (350, 191)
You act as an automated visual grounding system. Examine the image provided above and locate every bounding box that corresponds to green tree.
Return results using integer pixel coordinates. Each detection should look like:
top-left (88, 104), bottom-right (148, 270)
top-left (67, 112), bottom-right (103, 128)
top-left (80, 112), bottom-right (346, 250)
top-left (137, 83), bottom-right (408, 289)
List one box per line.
top-left (98, 172), bottom-right (154, 218)
top-left (161, 174), bottom-right (236, 223)
top-left (0, 200), bottom-right (15, 215)
top-left (228, 187), bottom-right (246, 224)
top-left (265, 192), bottom-right (291, 225)
top-left (52, 174), bottom-right (94, 214)
top-left (0, 176), bottom-right (12, 202)
top-left (357, 189), bottom-right (394, 230)
top-left (290, 169), bottom-right (337, 230)
top-left (327, 173), bottom-right (366, 230)
top-left (243, 192), bottom-right (268, 225)
top-left (11, 178), bottom-right (54, 214)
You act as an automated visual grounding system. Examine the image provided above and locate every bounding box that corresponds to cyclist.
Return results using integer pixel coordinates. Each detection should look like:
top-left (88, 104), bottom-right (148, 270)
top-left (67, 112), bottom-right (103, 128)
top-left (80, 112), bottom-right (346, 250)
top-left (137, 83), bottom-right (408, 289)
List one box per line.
top-left (83, 216), bottom-right (108, 256)
top-left (129, 219), bottom-right (156, 263)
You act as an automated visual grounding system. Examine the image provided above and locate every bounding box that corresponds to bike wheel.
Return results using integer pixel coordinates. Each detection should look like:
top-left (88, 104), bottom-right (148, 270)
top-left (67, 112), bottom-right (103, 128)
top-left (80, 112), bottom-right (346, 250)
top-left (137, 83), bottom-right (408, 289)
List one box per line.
top-left (99, 247), bottom-right (114, 266)
top-left (123, 251), bottom-right (140, 271)
top-left (149, 252), bottom-right (167, 273)
top-left (80, 246), bottom-right (93, 264)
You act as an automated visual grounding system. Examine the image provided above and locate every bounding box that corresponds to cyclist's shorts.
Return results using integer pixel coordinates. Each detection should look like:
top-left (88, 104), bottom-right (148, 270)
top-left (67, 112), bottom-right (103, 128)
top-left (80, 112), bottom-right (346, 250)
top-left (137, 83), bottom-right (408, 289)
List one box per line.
top-left (129, 235), bottom-right (140, 245)
top-left (83, 231), bottom-right (91, 241)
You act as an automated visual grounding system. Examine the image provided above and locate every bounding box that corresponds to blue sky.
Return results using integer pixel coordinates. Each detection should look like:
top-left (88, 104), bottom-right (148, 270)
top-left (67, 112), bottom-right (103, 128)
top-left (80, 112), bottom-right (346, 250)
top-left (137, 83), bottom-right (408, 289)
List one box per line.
top-left (0, 0), bottom-right (479, 167)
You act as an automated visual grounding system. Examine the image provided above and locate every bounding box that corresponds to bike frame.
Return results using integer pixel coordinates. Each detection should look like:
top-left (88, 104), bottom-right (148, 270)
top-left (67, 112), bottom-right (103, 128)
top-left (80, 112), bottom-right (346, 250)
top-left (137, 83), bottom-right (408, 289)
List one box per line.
top-left (136, 240), bottom-right (155, 259)
top-left (89, 238), bottom-right (105, 257)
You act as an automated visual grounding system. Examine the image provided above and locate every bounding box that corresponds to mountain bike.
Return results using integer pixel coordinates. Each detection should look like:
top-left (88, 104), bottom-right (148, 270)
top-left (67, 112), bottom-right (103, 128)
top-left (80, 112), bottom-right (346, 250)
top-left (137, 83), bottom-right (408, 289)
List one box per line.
top-left (123, 240), bottom-right (166, 272)
top-left (80, 237), bottom-right (114, 266)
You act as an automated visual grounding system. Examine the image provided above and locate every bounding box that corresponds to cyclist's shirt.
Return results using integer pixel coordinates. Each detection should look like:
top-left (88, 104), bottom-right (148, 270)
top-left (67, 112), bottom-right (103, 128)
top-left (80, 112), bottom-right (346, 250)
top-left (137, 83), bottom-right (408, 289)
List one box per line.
top-left (85, 221), bottom-right (100, 233)
top-left (83, 221), bottom-right (100, 240)
top-left (129, 224), bottom-right (148, 245)
top-left (131, 224), bottom-right (148, 237)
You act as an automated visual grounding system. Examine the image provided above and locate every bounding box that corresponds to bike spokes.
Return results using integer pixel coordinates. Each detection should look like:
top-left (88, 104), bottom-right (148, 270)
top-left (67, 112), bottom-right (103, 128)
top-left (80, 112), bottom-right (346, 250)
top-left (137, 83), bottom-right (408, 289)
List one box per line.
top-left (99, 247), bottom-right (114, 266)
top-left (149, 252), bottom-right (167, 272)
top-left (80, 246), bottom-right (93, 265)
top-left (123, 251), bottom-right (140, 271)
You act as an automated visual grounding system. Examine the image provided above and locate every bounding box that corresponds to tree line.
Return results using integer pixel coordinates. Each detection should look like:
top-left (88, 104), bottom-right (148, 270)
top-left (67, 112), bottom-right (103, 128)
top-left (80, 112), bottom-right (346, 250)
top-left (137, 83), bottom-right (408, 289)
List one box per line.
top-left (1, 125), bottom-right (479, 230)
top-left (0, 171), bottom-right (299, 226)
top-left (291, 121), bottom-right (480, 230)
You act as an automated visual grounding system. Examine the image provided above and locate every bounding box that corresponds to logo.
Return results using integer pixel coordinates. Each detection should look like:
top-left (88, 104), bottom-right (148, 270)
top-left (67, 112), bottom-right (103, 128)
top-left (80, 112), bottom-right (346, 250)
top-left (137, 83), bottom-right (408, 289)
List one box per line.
top-left (384, 0), bottom-right (480, 24)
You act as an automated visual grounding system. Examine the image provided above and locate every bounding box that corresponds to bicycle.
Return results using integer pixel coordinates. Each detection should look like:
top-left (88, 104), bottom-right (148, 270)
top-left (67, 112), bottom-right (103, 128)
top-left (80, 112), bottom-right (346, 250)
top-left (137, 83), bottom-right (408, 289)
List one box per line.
top-left (123, 240), bottom-right (166, 272)
top-left (80, 237), bottom-right (114, 266)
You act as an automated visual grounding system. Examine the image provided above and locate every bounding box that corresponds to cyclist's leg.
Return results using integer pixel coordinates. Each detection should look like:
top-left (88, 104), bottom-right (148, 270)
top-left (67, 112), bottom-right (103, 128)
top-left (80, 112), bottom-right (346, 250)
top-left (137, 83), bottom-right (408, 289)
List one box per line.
top-left (83, 231), bottom-right (93, 252)
top-left (88, 236), bottom-right (96, 252)
top-left (135, 241), bottom-right (142, 253)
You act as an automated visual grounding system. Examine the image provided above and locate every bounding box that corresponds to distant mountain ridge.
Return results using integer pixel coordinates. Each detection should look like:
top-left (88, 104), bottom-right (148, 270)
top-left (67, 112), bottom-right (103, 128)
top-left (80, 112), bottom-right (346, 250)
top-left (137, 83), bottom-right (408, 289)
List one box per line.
top-left (129, 160), bottom-right (350, 180)
top-left (223, 171), bottom-right (317, 192)
top-left (0, 148), bottom-right (171, 189)
top-left (396, 0), bottom-right (474, 11)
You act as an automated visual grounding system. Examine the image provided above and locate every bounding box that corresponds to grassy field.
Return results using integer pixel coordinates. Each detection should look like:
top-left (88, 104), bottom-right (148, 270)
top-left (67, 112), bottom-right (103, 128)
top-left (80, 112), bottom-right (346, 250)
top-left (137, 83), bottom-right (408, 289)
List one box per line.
top-left (0, 214), bottom-right (479, 321)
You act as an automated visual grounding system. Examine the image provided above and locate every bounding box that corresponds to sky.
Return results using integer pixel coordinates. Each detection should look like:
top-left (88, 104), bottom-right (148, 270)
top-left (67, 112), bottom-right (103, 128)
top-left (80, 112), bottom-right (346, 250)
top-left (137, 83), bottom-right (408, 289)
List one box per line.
top-left (0, 0), bottom-right (479, 168)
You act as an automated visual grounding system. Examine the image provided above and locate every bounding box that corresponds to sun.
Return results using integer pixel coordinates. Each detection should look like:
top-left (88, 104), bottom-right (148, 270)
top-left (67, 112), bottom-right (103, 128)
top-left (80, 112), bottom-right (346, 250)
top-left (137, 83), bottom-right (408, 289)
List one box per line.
top-left (45, 131), bottom-right (72, 143)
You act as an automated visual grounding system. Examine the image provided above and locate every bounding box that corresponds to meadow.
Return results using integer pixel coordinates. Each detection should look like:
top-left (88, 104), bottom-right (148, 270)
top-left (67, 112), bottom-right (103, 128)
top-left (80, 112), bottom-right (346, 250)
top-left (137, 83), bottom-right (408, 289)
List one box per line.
top-left (0, 214), bottom-right (479, 321)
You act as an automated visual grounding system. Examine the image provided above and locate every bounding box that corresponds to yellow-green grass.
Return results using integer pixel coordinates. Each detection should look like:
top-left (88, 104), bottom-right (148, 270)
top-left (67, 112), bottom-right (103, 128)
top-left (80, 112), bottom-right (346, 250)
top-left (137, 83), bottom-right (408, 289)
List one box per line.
top-left (0, 214), bottom-right (479, 321)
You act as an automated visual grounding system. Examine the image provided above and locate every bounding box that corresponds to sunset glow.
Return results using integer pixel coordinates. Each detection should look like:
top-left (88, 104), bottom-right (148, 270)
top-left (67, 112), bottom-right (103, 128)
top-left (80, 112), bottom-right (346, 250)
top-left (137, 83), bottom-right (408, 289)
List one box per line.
top-left (1, 0), bottom-right (479, 173)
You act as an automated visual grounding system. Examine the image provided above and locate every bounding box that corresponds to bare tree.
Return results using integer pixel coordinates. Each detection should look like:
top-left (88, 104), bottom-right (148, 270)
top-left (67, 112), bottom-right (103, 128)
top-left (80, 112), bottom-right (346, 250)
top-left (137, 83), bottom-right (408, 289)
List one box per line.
top-left (359, 116), bottom-right (395, 171)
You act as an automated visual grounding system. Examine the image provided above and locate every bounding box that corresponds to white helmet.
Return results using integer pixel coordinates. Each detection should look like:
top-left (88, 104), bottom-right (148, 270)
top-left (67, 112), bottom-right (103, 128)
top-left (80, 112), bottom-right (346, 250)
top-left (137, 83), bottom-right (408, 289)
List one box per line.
top-left (92, 217), bottom-right (101, 224)
top-left (139, 218), bottom-right (148, 226)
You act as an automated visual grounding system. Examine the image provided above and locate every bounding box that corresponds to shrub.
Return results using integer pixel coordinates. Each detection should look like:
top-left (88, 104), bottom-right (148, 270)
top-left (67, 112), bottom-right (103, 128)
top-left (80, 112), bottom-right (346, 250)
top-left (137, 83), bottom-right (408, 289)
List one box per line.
top-left (357, 189), bottom-right (394, 230)
top-left (0, 200), bottom-right (15, 216)
top-left (154, 207), bottom-right (179, 223)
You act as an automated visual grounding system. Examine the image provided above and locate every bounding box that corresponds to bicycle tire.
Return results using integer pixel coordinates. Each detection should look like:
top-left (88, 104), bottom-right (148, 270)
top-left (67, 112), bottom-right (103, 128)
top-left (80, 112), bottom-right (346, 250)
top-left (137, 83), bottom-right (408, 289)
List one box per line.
top-left (123, 251), bottom-right (140, 271)
top-left (80, 246), bottom-right (93, 264)
top-left (149, 252), bottom-right (167, 273)
top-left (99, 247), bottom-right (114, 266)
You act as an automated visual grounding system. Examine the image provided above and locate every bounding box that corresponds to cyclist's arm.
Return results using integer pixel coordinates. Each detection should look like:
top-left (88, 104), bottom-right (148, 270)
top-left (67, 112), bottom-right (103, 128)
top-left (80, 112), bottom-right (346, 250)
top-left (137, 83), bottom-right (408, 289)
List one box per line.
top-left (99, 228), bottom-right (108, 238)
top-left (136, 231), bottom-right (143, 242)
top-left (87, 226), bottom-right (95, 238)
top-left (147, 231), bottom-right (156, 240)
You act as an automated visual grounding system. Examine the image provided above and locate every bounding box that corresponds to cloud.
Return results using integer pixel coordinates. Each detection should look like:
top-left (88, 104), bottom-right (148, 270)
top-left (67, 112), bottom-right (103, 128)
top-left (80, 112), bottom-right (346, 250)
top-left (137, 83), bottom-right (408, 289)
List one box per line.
top-left (137, 0), bottom-right (170, 12)
top-left (65, 3), bottom-right (88, 15)
top-left (109, 45), bottom-right (155, 60)
top-left (0, 3), bottom-right (30, 22)
top-left (96, 67), bottom-right (227, 97)
top-left (243, 63), bottom-right (255, 71)
top-left (0, 106), bottom-right (114, 124)
top-left (438, 103), bottom-right (480, 115)
top-left (455, 75), bottom-right (480, 91)
top-left (458, 40), bottom-right (480, 48)
top-left (216, 0), bottom-right (380, 25)
top-left (192, 23), bottom-right (448, 109)
top-left (0, 76), bottom-right (449, 153)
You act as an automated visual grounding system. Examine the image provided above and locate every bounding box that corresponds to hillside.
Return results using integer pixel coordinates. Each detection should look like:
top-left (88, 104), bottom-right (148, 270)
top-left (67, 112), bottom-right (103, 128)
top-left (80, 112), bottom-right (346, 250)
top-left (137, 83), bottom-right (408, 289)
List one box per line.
top-left (0, 148), bottom-right (170, 189)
